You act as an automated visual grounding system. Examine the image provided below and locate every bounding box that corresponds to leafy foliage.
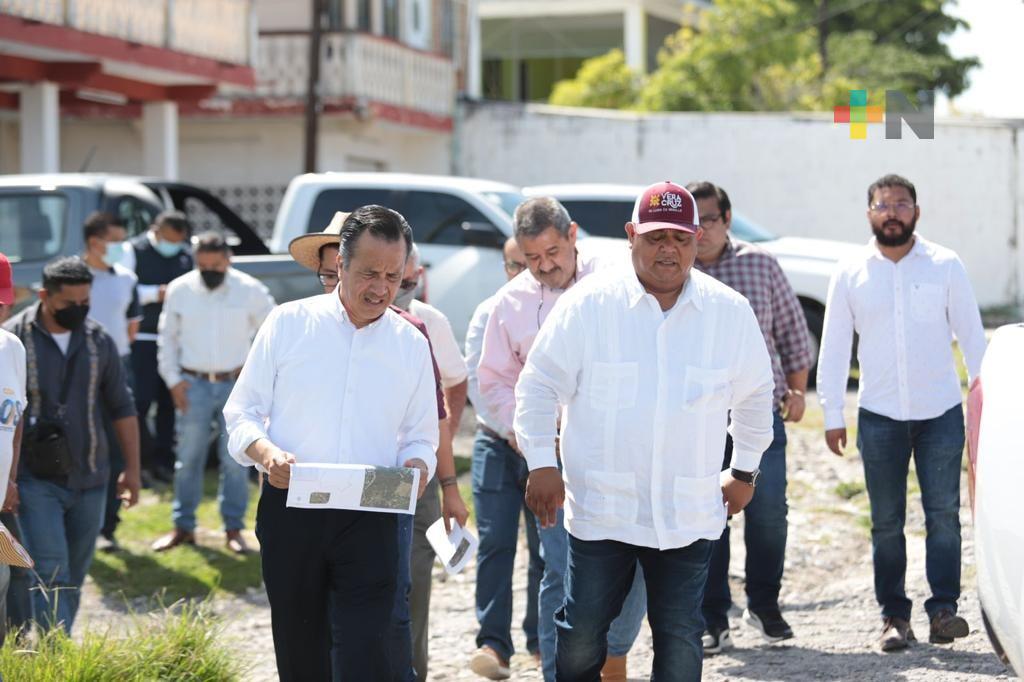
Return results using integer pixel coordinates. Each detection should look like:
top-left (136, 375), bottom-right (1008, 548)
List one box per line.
top-left (549, 49), bottom-right (641, 110)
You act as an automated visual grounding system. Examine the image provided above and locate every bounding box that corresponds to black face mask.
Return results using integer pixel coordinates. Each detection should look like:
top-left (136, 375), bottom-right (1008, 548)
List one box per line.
top-left (200, 270), bottom-right (226, 290)
top-left (53, 303), bottom-right (89, 331)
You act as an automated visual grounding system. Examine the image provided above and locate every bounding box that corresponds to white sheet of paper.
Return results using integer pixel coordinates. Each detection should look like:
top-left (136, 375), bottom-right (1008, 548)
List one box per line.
top-left (287, 463), bottom-right (420, 515)
top-left (425, 518), bottom-right (478, 575)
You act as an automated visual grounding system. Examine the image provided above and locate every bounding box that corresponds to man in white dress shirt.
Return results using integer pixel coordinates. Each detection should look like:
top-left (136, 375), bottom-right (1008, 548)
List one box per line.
top-left (817, 174), bottom-right (986, 653)
top-left (224, 206), bottom-right (439, 681)
top-left (152, 233), bottom-right (275, 554)
top-left (516, 181), bottom-right (775, 681)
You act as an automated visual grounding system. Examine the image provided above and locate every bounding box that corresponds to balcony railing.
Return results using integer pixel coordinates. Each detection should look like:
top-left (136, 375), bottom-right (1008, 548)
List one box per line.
top-left (255, 32), bottom-right (455, 118)
top-left (0, 0), bottom-right (254, 65)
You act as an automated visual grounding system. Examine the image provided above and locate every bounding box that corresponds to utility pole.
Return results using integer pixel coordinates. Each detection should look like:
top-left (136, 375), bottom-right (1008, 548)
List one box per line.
top-left (303, 0), bottom-right (325, 173)
top-left (818, 0), bottom-right (829, 73)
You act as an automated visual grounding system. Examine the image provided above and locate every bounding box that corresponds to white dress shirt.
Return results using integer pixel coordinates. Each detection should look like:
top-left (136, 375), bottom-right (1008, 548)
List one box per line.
top-left (223, 292), bottom-right (440, 479)
top-left (158, 268), bottom-right (276, 388)
top-left (514, 268), bottom-right (775, 550)
top-left (409, 299), bottom-right (468, 389)
top-left (817, 236), bottom-right (987, 430)
top-left (465, 295), bottom-right (502, 432)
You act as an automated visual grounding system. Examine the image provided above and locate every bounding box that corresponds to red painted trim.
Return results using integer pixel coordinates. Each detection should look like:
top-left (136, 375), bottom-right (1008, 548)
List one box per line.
top-left (0, 14), bottom-right (255, 87)
top-left (0, 92), bottom-right (18, 108)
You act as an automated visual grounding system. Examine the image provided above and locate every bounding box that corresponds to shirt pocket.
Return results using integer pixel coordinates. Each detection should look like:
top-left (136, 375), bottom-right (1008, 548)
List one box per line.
top-left (674, 473), bottom-right (725, 534)
top-left (584, 471), bottom-right (638, 527)
top-left (681, 367), bottom-right (730, 413)
top-left (587, 362), bottom-right (639, 411)
top-left (910, 283), bottom-right (945, 322)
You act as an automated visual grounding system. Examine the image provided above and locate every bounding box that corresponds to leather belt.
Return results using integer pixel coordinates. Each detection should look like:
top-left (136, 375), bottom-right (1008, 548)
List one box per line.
top-left (480, 425), bottom-right (507, 442)
top-left (182, 367), bottom-right (241, 383)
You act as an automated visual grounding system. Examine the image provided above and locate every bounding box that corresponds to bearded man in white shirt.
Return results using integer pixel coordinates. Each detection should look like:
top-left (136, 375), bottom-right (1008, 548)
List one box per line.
top-left (817, 174), bottom-right (986, 653)
top-left (224, 206), bottom-right (438, 682)
top-left (517, 181), bottom-right (775, 681)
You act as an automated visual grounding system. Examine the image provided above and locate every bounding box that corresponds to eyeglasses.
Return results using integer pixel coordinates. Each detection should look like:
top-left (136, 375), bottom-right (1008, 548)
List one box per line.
top-left (699, 213), bottom-right (723, 225)
top-left (317, 272), bottom-right (339, 287)
top-left (505, 260), bottom-right (527, 274)
top-left (870, 201), bottom-right (915, 214)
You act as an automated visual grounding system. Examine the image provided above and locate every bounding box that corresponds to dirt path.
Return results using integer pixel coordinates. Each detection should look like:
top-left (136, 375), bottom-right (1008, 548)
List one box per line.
top-left (77, 395), bottom-right (1011, 681)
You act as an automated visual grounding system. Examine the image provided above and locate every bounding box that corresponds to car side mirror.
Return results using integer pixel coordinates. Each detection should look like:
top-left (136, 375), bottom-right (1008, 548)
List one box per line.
top-left (460, 221), bottom-right (505, 249)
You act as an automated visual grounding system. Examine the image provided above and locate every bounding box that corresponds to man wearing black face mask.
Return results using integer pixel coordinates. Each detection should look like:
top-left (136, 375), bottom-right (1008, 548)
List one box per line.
top-left (152, 233), bottom-right (275, 553)
top-left (3, 257), bottom-right (140, 633)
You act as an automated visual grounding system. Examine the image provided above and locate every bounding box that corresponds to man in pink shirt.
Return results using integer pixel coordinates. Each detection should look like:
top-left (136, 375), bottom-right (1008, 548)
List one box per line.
top-left (474, 197), bottom-right (645, 682)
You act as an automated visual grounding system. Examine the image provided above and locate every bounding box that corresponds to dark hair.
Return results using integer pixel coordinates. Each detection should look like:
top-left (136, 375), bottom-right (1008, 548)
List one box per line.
top-left (193, 231), bottom-right (230, 255)
top-left (42, 256), bottom-right (93, 294)
top-left (514, 197), bottom-right (572, 239)
top-left (83, 211), bottom-right (120, 243)
top-left (318, 241), bottom-right (340, 267)
top-left (685, 181), bottom-right (731, 216)
top-left (155, 210), bottom-right (191, 234)
top-left (339, 205), bottom-right (412, 268)
top-left (867, 174), bottom-right (916, 205)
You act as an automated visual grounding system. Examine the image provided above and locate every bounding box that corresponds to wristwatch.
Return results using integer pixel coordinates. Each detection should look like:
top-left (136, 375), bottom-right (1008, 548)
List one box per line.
top-left (730, 468), bottom-right (760, 487)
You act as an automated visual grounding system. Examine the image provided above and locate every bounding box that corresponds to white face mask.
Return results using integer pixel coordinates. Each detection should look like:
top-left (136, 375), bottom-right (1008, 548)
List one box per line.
top-left (103, 241), bottom-right (125, 266)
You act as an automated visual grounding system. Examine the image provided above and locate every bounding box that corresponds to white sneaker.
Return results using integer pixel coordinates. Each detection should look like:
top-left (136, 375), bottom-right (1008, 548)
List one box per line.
top-left (469, 646), bottom-right (511, 680)
top-left (702, 626), bottom-right (734, 655)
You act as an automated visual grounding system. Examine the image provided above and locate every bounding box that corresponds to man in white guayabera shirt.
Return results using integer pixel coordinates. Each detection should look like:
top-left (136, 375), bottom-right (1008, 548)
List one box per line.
top-left (515, 181), bottom-right (775, 681)
top-left (223, 206), bottom-right (439, 682)
top-left (816, 174), bottom-right (986, 654)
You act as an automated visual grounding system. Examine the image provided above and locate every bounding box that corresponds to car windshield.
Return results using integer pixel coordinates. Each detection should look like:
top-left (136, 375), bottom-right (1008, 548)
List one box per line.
top-left (730, 212), bottom-right (776, 242)
top-left (480, 191), bottom-right (527, 221)
top-left (0, 192), bottom-right (68, 262)
top-left (558, 199), bottom-right (633, 239)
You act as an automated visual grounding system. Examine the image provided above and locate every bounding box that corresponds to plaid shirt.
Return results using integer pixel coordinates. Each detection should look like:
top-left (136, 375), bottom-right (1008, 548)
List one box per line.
top-left (694, 238), bottom-right (811, 402)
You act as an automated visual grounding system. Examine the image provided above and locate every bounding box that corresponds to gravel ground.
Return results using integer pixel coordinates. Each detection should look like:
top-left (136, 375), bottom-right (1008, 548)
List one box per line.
top-left (77, 396), bottom-right (1011, 681)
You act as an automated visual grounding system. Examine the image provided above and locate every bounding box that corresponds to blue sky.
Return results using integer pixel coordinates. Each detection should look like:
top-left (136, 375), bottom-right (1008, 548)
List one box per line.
top-left (938, 0), bottom-right (1024, 118)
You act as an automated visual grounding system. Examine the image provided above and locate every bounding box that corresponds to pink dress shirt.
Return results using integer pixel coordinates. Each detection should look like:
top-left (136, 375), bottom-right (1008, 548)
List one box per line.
top-left (477, 250), bottom-right (604, 440)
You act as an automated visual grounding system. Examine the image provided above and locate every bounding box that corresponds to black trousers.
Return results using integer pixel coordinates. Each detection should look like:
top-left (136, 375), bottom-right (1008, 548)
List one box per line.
top-left (256, 483), bottom-right (399, 681)
top-left (131, 340), bottom-right (176, 473)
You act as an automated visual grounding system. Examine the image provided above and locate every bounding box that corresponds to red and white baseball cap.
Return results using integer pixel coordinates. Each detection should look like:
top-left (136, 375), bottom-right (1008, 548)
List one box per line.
top-left (0, 253), bottom-right (13, 305)
top-left (631, 181), bottom-right (700, 234)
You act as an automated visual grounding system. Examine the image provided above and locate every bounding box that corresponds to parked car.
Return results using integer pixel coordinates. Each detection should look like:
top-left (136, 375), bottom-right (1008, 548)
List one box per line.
top-left (524, 183), bottom-right (863, 373)
top-left (968, 323), bottom-right (1024, 675)
top-left (0, 173), bottom-right (321, 309)
top-left (270, 173), bottom-right (625, 343)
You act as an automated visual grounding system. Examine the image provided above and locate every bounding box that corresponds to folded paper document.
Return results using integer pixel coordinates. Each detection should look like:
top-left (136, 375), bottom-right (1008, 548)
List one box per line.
top-left (0, 521), bottom-right (33, 568)
top-left (287, 463), bottom-right (420, 515)
top-left (425, 519), bottom-right (478, 575)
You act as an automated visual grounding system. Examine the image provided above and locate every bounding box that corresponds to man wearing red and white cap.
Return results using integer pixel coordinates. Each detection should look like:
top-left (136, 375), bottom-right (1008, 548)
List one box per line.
top-left (515, 182), bottom-right (775, 680)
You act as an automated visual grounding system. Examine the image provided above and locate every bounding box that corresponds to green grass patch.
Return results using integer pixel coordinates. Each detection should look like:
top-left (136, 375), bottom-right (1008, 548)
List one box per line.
top-left (0, 602), bottom-right (247, 681)
top-left (834, 480), bottom-right (866, 500)
top-left (454, 455), bottom-right (471, 477)
top-left (90, 472), bottom-right (262, 603)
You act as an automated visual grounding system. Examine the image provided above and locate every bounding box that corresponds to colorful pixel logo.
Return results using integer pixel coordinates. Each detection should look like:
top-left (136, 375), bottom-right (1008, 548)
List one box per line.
top-left (833, 90), bottom-right (934, 140)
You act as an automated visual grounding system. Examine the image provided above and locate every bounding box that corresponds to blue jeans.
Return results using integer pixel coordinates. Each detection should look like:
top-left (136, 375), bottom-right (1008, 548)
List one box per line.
top-left (472, 431), bottom-right (545, 660)
top-left (556, 536), bottom-right (712, 682)
top-left (858, 404), bottom-right (965, 621)
top-left (703, 411), bottom-right (788, 628)
top-left (17, 475), bottom-right (107, 633)
top-left (172, 378), bottom-right (248, 532)
top-left (538, 511), bottom-right (648, 682)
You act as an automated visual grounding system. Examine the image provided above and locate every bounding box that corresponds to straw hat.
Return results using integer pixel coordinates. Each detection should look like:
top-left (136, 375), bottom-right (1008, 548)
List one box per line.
top-left (287, 211), bottom-right (349, 272)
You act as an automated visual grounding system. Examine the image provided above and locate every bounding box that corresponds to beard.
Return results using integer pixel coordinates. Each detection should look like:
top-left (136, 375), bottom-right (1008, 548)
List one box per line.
top-left (872, 215), bottom-right (917, 247)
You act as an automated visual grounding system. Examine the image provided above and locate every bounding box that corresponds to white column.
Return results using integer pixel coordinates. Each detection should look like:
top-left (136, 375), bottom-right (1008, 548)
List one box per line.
top-left (344, 0), bottom-right (358, 29)
top-left (370, 0), bottom-right (384, 34)
top-left (142, 101), bottom-right (179, 180)
top-left (467, 0), bottom-right (482, 99)
top-left (20, 81), bottom-right (60, 173)
top-left (623, 5), bottom-right (647, 73)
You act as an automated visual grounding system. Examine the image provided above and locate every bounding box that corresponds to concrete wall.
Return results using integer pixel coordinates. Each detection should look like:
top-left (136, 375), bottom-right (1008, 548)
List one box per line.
top-left (459, 102), bottom-right (1024, 308)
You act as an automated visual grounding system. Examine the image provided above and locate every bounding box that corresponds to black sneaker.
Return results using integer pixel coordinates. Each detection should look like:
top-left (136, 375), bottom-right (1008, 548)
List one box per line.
top-left (702, 625), bottom-right (733, 655)
top-left (929, 609), bottom-right (969, 644)
top-left (743, 607), bottom-right (794, 643)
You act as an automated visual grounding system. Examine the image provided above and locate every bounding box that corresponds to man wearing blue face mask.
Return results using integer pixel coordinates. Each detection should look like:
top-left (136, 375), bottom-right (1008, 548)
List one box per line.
top-left (81, 212), bottom-right (141, 552)
top-left (130, 211), bottom-right (192, 485)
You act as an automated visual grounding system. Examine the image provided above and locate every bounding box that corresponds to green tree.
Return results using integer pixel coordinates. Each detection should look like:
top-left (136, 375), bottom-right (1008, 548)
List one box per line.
top-left (549, 49), bottom-right (641, 109)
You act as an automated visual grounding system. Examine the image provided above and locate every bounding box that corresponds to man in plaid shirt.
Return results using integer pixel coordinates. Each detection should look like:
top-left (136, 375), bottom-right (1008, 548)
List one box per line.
top-left (688, 181), bottom-right (812, 653)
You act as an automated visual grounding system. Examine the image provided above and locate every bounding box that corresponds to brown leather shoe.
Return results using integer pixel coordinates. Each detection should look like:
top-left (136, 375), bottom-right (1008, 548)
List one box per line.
top-left (929, 609), bottom-right (969, 644)
top-left (601, 654), bottom-right (627, 681)
top-left (468, 645), bottom-right (510, 680)
top-left (225, 530), bottom-right (250, 554)
top-left (151, 529), bottom-right (196, 552)
top-left (880, 616), bottom-right (916, 652)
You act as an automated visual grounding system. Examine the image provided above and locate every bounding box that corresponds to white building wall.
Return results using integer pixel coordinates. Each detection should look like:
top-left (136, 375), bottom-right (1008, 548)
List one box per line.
top-left (460, 103), bottom-right (1024, 308)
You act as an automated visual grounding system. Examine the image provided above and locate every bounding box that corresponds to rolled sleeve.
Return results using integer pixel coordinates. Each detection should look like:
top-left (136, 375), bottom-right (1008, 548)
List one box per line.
top-left (727, 302), bottom-right (775, 472)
